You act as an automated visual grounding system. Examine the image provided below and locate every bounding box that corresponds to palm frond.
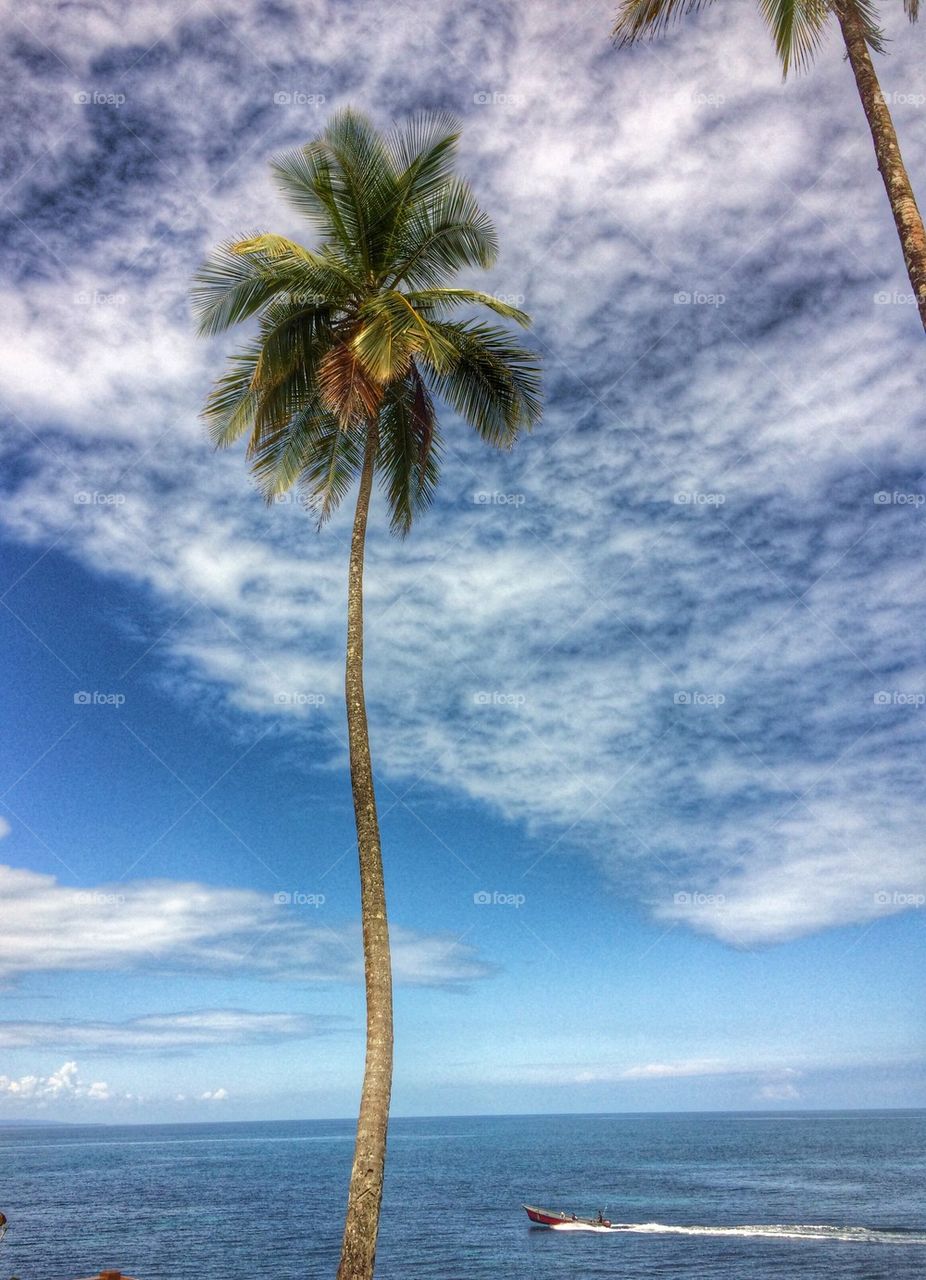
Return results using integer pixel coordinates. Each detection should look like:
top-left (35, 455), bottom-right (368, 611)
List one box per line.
top-left (203, 302), bottom-right (335, 448)
top-left (852, 0), bottom-right (887, 50)
top-left (612, 0), bottom-right (715, 45)
top-left (271, 141), bottom-right (355, 257)
top-left (298, 418), bottom-right (368, 526)
top-left (905, 0), bottom-right (919, 21)
top-left (376, 365), bottom-right (441, 535)
top-left (380, 113), bottom-right (461, 265)
top-left (388, 179), bottom-right (498, 290)
top-left (201, 342), bottom-right (264, 448)
top-left (323, 109), bottom-right (399, 272)
top-left (191, 241), bottom-right (285, 337)
top-left (233, 233), bottom-right (318, 261)
top-left (273, 110), bottom-right (397, 274)
top-left (386, 112), bottom-right (461, 193)
top-left (232, 234), bottom-right (361, 301)
top-left (404, 287), bottom-right (532, 327)
top-left (758, 0), bottom-right (830, 74)
top-left (247, 398), bottom-right (337, 500)
top-left (318, 340), bottom-right (384, 426)
top-left (424, 320), bottom-right (542, 446)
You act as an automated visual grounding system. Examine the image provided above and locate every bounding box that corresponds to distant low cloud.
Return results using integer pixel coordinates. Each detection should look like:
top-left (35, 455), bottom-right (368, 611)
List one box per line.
top-left (0, 1060), bottom-right (112, 1103)
top-left (621, 1059), bottom-right (738, 1080)
top-left (465, 1058), bottom-right (804, 1087)
top-left (759, 1081), bottom-right (801, 1101)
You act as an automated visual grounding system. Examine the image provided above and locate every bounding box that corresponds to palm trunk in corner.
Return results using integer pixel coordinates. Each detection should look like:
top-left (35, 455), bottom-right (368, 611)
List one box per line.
top-left (834, 0), bottom-right (926, 332)
top-left (336, 424), bottom-right (394, 1280)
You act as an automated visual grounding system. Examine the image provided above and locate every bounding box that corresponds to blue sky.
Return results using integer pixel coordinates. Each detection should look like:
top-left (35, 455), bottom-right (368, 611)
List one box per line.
top-left (0, 0), bottom-right (924, 1121)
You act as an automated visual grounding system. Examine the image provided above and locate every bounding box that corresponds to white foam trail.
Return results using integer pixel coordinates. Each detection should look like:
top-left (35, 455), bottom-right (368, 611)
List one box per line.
top-left (548, 1222), bottom-right (613, 1233)
top-left (548, 1221), bottom-right (926, 1245)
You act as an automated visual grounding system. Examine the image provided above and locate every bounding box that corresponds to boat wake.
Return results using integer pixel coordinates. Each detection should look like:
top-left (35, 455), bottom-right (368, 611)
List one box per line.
top-left (548, 1221), bottom-right (926, 1244)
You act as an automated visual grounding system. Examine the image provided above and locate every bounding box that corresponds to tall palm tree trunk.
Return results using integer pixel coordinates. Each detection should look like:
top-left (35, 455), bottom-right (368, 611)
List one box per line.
top-left (833, 0), bottom-right (926, 332)
top-left (337, 424), bottom-right (394, 1280)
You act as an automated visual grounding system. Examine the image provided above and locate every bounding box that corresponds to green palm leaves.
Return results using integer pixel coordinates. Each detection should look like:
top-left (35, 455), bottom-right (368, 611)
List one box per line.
top-left (612, 0), bottom-right (915, 75)
top-left (192, 109), bottom-right (541, 532)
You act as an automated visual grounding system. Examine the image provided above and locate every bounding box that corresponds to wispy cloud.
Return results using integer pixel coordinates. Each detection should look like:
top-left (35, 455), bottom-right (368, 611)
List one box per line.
top-left (0, 1009), bottom-right (345, 1052)
top-left (455, 1057), bottom-right (806, 1088)
top-left (1, 0), bottom-right (924, 949)
top-left (0, 864), bottom-right (491, 986)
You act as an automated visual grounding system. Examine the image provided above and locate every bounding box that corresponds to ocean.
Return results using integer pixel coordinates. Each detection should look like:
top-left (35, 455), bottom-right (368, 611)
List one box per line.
top-left (1, 1111), bottom-right (924, 1279)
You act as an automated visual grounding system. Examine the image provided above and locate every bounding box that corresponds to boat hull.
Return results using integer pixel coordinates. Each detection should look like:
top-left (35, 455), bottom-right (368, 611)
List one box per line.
top-left (523, 1204), bottom-right (612, 1229)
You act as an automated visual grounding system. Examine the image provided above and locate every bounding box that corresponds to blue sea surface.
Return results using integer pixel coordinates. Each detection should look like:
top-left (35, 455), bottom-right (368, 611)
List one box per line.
top-left (1, 1111), bottom-right (924, 1279)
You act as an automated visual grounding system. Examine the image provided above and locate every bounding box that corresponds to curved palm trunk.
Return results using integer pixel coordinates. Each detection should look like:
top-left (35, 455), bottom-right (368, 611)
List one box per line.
top-left (336, 424), bottom-right (394, 1280)
top-left (833, 0), bottom-right (926, 333)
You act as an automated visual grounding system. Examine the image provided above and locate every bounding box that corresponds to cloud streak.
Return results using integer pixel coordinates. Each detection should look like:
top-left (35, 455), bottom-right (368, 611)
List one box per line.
top-left (0, 864), bottom-right (492, 986)
top-left (0, 1009), bottom-right (346, 1052)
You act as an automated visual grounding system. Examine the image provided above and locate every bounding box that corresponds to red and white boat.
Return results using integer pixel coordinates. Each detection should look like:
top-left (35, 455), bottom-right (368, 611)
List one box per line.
top-left (523, 1204), bottom-right (615, 1229)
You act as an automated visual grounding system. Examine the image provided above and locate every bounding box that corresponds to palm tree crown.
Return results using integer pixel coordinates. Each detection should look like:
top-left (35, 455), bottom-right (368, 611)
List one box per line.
top-left (192, 109), bottom-right (541, 531)
top-left (613, 0), bottom-right (919, 76)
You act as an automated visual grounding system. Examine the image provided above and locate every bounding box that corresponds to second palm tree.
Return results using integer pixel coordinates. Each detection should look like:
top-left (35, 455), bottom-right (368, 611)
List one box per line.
top-left (613, 0), bottom-right (926, 334)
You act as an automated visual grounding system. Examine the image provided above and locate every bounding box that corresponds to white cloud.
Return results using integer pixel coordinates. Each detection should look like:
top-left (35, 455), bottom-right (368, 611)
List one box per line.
top-left (0, 1060), bottom-right (111, 1103)
top-left (463, 1054), bottom-right (809, 1085)
top-left (0, 864), bottom-right (490, 986)
top-left (0, 1009), bottom-right (344, 1051)
top-left (199, 1087), bottom-right (228, 1101)
top-left (0, 0), bottom-right (924, 951)
top-left (759, 1081), bottom-right (801, 1101)
top-left (621, 1059), bottom-right (738, 1080)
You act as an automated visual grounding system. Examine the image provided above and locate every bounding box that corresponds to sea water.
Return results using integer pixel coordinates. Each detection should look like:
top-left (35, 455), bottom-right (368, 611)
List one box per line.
top-left (1, 1110), bottom-right (923, 1279)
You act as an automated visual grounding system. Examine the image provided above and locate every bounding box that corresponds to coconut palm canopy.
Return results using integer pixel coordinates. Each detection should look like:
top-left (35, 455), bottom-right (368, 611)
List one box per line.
top-left (613, 0), bottom-right (919, 74)
top-left (191, 109), bottom-right (542, 533)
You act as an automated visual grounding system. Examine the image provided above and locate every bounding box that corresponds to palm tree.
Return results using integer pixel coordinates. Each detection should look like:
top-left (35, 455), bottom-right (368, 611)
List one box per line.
top-left (613, 0), bottom-right (926, 333)
top-left (191, 109), bottom-right (541, 1279)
